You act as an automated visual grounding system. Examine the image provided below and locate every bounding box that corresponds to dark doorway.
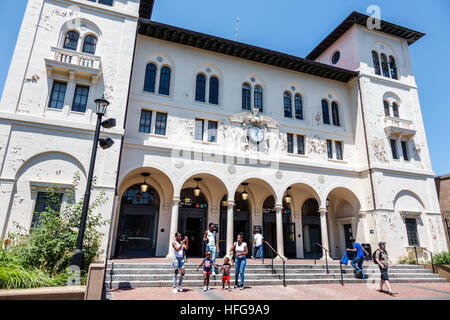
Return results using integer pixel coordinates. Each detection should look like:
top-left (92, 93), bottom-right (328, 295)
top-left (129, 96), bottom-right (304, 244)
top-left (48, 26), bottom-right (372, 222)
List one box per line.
top-left (178, 188), bottom-right (208, 257)
top-left (115, 184), bottom-right (160, 258)
top-left (343, 224), bottom-right (354, 249)
top-left (302, 198), bottom-right (322, 259)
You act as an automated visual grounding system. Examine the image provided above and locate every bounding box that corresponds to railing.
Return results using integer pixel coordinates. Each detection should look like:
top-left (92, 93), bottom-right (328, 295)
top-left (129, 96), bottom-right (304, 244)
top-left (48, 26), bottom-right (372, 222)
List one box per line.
top-left (312, 243), bottom-right (329, 274)
top-left (263, 240), bottom-right (286, 287)
top-left (413, 246), bottom-right (436, 274)
top-left (50, 47), bottom-right (101, 69)
top-left (384, 116), bottom-right (414, 130)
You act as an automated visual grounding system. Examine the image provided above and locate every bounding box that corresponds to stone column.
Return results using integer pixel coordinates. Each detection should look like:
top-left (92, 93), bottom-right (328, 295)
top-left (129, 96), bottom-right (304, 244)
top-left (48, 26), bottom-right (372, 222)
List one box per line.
top-left (319, 208), bottom-right (331, 260)
top-left (275, 203), bottom-right (285, 259)
top-left (226, 200), bottom-right (234, 257)
top-left (0, 179), bottom-right (15, 239)
top-left (166, 196), bottom-right (180, 259)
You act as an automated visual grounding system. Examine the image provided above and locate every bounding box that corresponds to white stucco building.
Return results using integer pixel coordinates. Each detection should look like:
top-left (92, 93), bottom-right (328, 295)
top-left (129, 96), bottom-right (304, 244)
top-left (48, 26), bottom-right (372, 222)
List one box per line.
top-left (0, 0), bottom-right (447, 262)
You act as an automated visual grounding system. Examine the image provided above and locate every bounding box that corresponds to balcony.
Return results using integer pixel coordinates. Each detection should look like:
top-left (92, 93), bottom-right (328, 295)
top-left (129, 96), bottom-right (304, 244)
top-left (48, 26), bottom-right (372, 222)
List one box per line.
top-left (45, 47), bottom-right (102, 84)
top-left (384, 116), bottom-right (416, 138)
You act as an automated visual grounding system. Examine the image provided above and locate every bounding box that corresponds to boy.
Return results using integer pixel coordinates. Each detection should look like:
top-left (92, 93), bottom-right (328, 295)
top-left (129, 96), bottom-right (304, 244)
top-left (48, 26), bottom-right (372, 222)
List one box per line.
top-left (196, 251), bottom-right (219, 291)
top-left (219, 257), bottom-right (232, 291)
top-left (346, 239), bottom-right (368, 279)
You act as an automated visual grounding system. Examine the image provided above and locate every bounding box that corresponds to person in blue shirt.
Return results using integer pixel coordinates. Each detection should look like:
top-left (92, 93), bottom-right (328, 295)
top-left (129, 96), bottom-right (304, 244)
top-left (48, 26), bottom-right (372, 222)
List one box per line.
top-left (346, 239), bottom-right (369, 279)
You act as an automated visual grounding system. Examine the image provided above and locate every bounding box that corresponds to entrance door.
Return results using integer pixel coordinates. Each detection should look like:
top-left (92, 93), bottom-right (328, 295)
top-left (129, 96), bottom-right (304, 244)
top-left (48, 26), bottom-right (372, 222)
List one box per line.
top-left (234, 211), bottom-right (250, 247)
top-left (178, 208), bottom-right (206, 257)
top-left (303, 224), bottom-right (322, 259)
top-left (263, 213), bottom-right (277, 257)
top-left (219, 209), bottom-right (227, 258)
top-left (343, 224), bottom-right (353, 249)
top-left (284, 223), bottom-right (296, 258)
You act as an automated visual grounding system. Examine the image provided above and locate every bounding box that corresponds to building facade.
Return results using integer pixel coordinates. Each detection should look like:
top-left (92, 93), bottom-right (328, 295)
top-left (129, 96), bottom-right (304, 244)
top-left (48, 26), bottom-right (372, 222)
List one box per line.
top-left (435, 174), bottom-right (450, 248)
top-left (0, 0), bottom-right (447, 261)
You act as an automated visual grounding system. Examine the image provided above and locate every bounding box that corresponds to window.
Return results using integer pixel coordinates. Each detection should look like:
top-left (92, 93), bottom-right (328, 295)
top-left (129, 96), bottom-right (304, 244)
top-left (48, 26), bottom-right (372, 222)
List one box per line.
top-left (284, 91), bottom-right (292, 118)
top-left (390, 139), bottom-right (398, 159)
top-left (88, 0), bottom-right (113, 6)
top-left (82, 35), bottom-right (97, 54)
top-left (209, 76), bottom-right (219, 105)
top-left (405, 218), bottom-right (419, 246)
top-left (195, 74), bottom-right (206, 102)
top-left (144, 63), bottom-right (157, 93)
top-left (372, 51), bottom-right (381, 75)
top-left (326, 140), bottom-right (333, 159)
top-left (383, 100), bottom-right (390, 117)
top-left (335, 141), bottom-right (343, 160)
top-left (389, 56), bottom-right (398, 80)
top-left (322, 100), bottom-right (330, 124)
top-left (158, 66), bottom-right (171, 95)
top-left (72, 85), bottom-right (89, 113)
top-left (64, 31), bottom-right (79, 50)
top-left (254, 85), bottom-right (263, 112)
top-left (297, 135), bottom-right (305, 155)
top-left (287, 134), bottom-right (294, 153)
top-left (155, 112), bottom-right (167, 135)
top-left (139, 110), bottom-right (152, 133)
top-left (194, 118), bottom-right (204, 141)
top-left (392, 102), bottom-right (399, 118)
top-left (331, 51), bottom-right (340, 64)
top-left (331, 101), bottom-right (340, 126)
top-left (32, 192), bottom-right (63, 228)
top-left (48, 82), bottom-right (67, 110)
top-left (380, 54), bottom-right (389, 78)
top-left (207, 121), bottom-right (218, 143)
top-left (401, 141), bottom-right (409, 161)
top-left (294, 94), bottom-right (303, 120)
top-left (242, 83), bottom-right (251, 110)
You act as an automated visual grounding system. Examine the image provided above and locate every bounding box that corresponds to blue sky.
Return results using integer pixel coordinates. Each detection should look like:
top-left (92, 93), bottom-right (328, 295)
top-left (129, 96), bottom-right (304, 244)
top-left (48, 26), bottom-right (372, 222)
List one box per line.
top-left (0, 0), bottom-right (449, 175)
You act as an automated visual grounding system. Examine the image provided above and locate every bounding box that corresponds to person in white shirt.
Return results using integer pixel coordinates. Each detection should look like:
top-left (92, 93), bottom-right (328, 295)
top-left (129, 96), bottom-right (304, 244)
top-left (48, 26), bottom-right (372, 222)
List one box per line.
top-left (203, 223), bottom-right (220, 275)
top-left (171, 232), bottom-right (188, 293)
top-left (252, 230), bottom-right (264, 261)
top-left (229, 233), bottom-right (248, 290)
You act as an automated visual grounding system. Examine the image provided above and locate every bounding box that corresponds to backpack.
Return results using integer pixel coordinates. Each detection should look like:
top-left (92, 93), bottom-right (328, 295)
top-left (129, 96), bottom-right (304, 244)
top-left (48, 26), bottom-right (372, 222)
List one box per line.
top-left (372, 249), bottom-right (380, 264)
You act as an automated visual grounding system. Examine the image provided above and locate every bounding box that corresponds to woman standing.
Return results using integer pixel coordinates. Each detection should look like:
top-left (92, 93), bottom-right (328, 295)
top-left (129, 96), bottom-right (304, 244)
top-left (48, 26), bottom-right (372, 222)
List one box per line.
top-left (229, 233), bottom-right (248, 290)
top-left (172, 232), bottom-right (189, 293)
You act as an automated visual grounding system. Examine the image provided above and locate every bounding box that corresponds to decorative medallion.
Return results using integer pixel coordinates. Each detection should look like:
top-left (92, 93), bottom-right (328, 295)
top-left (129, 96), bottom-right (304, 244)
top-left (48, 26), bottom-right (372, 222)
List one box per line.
top-left (291, 86), bottom-right (296, 91)
top-left (174, 159), bottom-right (184, 169)
top-left (250, 77), bottom-right (256, 83)
top-left (206, 67), bottom-right (212, 73)
top-left (328, 94), bottom-right (333, 99)
top-left (157, 56), bottom-right (163, 62)
top-left (275, 171), bottom-right (283, 180)
top-left (228, 165), bottom-right (237, 175)
top-left (318, 175), bottom-right (325, 184)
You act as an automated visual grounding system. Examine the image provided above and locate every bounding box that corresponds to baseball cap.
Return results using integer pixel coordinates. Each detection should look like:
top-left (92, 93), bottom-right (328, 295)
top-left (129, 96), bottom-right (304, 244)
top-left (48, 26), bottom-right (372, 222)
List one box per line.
top-left (378, 242), bottom-right (386, 247)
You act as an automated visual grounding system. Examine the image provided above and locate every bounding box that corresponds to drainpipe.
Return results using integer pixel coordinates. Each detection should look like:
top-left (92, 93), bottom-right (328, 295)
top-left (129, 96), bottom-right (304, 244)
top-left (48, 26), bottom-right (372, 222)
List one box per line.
top-left (357, 77), bottom-right (379, 242)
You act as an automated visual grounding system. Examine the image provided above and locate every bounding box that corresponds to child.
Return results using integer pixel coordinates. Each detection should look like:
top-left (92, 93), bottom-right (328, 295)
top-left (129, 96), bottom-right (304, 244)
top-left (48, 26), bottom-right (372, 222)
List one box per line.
top-left (219, 257), bottom-right (232, 291)
top-left (196, 251), bottom-right (219, 291)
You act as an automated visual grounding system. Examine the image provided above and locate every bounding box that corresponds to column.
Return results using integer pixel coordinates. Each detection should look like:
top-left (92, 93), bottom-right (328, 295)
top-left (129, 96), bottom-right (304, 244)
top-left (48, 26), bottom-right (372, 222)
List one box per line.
top-left (275, 203), bottom-right (285, 259)
top-left (166, 196), bottom-right (180, 259)
top-left (319, 208), bottom-right (331, 260)
top-left (0, 179), bottom-right (15, 239)
top-left (225, 200), bottom-right (234, 257)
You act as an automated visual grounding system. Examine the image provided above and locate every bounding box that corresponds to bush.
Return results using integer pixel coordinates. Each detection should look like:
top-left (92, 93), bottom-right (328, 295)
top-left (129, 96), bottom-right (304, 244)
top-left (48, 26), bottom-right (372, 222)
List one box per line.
top-left (398, 252), bottom-right (417, 265)
top-left (0, 172), bottom-right (109, 289)
top-left (433, 251), bottom-right (450, 265)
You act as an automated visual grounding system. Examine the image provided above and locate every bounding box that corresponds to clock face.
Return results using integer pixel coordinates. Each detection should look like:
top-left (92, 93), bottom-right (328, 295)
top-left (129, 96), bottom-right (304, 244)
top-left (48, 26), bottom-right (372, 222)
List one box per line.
top-left (247, 126), bottom-right (264, 143)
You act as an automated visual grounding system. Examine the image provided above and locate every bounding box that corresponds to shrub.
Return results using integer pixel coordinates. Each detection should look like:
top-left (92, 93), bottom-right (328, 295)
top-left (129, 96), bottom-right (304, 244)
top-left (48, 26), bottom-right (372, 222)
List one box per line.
top-left (433, 251), bottom-right (450, 265)
top-left (398, 252), bottom-right (417, 265)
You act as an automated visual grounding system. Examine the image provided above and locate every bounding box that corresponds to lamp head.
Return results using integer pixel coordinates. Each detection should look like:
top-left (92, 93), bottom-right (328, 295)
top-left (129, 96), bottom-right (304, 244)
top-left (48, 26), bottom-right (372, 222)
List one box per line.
top-left (95, 96), bottom-right (110, 115)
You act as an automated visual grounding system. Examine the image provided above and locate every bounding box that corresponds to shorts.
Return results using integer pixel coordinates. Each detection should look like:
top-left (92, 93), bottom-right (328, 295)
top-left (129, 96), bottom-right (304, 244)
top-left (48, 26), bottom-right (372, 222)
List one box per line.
top-left (172, 257), bottom-right (185, 270)
top-left (379, 266), bottom-right (389, 281)
top-left (222, 276), bottom-right (230, 283)
top-left (203, 270), bottom-right (211, 275)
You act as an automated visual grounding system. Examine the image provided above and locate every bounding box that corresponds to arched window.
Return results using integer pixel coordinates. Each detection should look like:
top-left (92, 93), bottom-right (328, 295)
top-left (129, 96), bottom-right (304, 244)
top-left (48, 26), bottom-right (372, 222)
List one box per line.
top-left (383, 100), bottom-right (390, 117)
top-left (392, 102), bottom-right (399, 118)
top-left (372, 51), bottom-right (381, 75)
top-left (82, 35), bottom-right (97, 54)
top-left (195, 73), bottom-right (206, 102)
top-left (242, 83), bottom-right (251, 110)
top-left (322, 99), bottom-right (330, 124)
top-left (380, 54), bottom-right (389, 78)
top-left (332, 101), bottom-right (340, 126)
top-left (209, 76), bottom-right (219, 105)
top-left (158, 66), bottom-right (171, 95)
top-left (144, 63), bottom-right (157, 93)
top-left (283, 91), bottom-right (292, 118)
top-left (294, 93), bottom-right (303, 120)
top-left (64, 31), bottom-right (79, 51)
top-left (389, 56), bottom-right (398, 80)
top-left (254, 85), bottom-right (263, 112)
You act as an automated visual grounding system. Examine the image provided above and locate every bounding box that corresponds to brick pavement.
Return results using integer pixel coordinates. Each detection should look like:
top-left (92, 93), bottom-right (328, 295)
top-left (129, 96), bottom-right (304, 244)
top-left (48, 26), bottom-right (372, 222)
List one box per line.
top-left (110, 282), bottom-right (450, 300)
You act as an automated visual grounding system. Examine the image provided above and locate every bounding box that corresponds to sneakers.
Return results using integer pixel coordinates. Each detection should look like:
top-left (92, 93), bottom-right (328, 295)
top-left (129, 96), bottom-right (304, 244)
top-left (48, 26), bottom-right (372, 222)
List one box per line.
top-left (172, 288), bottom-right (178, 293)
top-left (204, 286), bottom-right (207, 292)
top-left (178, 286), bottom-right (183, 292)
top-left (234, 284), bottom-right (238, 289)
top-left (212, 271), bottom-right (216, 276)
top-left (207, 286), bottom-right (210, 291)
top-left (240, 285), bottom-right (244, 290)
top-left (228, 288), bottom-right (232, 292)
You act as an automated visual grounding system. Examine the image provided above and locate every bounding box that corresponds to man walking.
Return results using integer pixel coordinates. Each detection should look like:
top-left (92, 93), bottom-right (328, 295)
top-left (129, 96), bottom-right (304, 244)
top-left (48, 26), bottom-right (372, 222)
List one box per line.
top-left (203, 223), bottom-right (220, 275)
top-left (374, 242), bottom-right (397, 295)
top-left (251, 229), bottom-right (264, 262)
top-left (346, 239), bottom-right (368, 278)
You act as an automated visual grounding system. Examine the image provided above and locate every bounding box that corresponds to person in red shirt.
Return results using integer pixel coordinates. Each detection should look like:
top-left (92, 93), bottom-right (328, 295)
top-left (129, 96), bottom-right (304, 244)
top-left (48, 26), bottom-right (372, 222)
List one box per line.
top-left (219, 257), bottom-right (233, 291)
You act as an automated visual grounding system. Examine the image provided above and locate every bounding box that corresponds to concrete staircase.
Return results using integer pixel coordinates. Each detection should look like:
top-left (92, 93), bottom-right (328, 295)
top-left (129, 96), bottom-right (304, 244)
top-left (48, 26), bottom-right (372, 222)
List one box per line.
top-left (104, 262), bottom-right (446, 289)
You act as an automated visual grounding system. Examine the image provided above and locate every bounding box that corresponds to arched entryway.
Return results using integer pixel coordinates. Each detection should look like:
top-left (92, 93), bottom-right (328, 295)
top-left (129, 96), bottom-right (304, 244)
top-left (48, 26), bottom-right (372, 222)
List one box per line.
top-left (115, 184), bottom-right (160, 258)
top-left (179, 188), bottom-right (208, 257)
top-left (302, 198), bottom-right (322, 259)
top-left (262, 195), bottom-right (296, 258)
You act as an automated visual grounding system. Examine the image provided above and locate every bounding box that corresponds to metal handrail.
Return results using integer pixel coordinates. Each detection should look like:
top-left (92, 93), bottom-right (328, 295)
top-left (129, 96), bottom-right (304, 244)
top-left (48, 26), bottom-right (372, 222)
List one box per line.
top-left (339, 260), bottom-right (344, 286)
top-left (313, 243), bottom-right (329, 274)
top-left (263, 240), bottom-right (286, 287)
top-left (413, 246), bottom-right (436, 274)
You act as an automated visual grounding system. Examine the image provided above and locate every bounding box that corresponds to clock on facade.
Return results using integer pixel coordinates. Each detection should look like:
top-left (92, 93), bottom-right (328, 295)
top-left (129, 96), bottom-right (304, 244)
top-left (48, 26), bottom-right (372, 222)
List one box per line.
top-left (247, 125), bottom-right (265, 143)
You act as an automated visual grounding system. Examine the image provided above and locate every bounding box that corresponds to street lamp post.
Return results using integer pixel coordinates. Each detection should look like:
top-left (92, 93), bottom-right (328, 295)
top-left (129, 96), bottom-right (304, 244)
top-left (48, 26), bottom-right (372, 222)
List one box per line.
top-left (70, 96), bottom-right (116, 269)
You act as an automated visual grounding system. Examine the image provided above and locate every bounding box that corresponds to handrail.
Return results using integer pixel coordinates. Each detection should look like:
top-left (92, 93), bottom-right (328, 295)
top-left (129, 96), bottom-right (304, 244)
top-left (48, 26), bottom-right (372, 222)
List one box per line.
top-left (263, 240), bottom-right (286, 287)
top-left (313, 243), bottom-right (329, 274)
top-left (413, 246), bottom-right (436, 274)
